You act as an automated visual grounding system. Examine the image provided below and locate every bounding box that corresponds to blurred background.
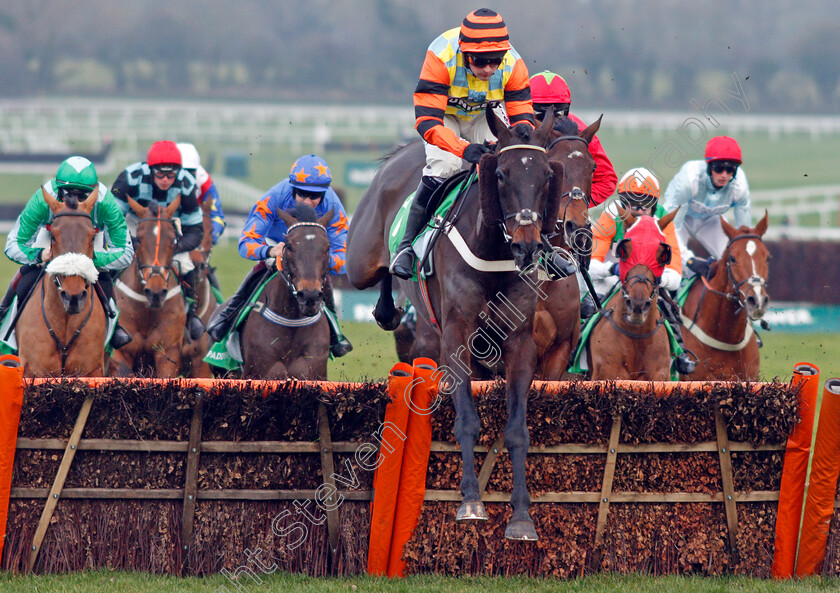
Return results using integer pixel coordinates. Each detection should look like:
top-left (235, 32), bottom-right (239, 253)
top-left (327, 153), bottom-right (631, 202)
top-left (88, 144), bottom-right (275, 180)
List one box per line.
top-left (0, 0), bottom-right (838, 380)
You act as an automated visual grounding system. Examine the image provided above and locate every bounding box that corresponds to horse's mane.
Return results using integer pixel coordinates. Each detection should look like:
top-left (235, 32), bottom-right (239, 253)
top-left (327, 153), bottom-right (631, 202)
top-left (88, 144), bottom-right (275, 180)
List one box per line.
top-left (378, 140), bottom-right (421, 164)
top-left (289, 203), bottom-right (318, 223)
top-left (552, 116), bottom-right (580, 136)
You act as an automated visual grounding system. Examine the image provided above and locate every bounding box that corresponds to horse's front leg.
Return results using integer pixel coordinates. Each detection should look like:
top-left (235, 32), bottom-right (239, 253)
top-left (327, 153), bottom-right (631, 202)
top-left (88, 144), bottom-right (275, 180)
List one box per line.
top-left (372, 274), bottom-right (403, 331)
top-left (503, 333), bottom-right (539, 541)
top-left (441, 323), bottom-right (486, 522)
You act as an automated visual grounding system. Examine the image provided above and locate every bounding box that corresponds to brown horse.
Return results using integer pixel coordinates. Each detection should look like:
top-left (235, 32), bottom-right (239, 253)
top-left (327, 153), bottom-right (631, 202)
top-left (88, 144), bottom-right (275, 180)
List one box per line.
top-left (240, 206), bottom-right (333, 380)
top-left (110, 197), bottom-right (186, 377)
top-left (381, 115), bottom-right (598, 380)
top-left (587, 209), bottom-right (678, 380)
top-left (180, 198), bottom-right (217, 378)
top-left (16, 187), bottom-right (108, 377)
top-left (347, 110), bottom-right (564, 540)
top-left (679, 213), bottom-right (769, 380)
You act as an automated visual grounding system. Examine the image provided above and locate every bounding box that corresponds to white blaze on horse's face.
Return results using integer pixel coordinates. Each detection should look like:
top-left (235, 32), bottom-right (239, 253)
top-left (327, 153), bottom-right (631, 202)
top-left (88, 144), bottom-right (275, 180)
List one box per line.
top-left (152, 225), bottom-right (159, 238)
top-left (568, 150), bottom-right (584, 159)
top-left (746, 240), bottom-right (757, 257)
top-left (305, 234), bottom-right (316, 240)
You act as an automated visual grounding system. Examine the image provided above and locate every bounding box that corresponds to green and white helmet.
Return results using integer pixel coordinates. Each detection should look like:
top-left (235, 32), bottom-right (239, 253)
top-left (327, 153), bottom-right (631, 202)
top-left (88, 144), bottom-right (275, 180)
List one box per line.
top-left (55, 156), bottom-right (98, 192)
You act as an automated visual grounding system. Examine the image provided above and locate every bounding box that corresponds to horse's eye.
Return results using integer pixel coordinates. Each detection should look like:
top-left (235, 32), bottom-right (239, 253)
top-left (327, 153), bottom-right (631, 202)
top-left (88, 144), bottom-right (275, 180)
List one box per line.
top-left (496, 170), bottom-right (505, 183)
top-left (729, 256), bottom-right (737, 263)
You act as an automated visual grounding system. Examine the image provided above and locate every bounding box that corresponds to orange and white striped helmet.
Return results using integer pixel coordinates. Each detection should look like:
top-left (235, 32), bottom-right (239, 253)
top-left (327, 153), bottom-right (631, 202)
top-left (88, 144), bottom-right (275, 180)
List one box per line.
top-left (617, 167), bottom-right (660, 205)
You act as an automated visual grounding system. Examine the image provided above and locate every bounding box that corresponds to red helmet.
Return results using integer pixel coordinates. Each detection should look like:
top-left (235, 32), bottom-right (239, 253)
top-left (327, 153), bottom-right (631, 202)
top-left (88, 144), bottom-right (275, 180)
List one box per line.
top-left (459, 8), bottom-right (510, 53)
top-left (704, 136), bottom-right (742, 164)
top-left (146, 140), bottom-right (182, 168)
top-left (530, 71), bottom-right (571, 104)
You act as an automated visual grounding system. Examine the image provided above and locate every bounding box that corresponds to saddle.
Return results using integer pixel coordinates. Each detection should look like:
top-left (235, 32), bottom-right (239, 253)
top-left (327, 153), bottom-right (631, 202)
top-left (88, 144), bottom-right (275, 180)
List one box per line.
top-left (388, 170), bottom-right (473, 281)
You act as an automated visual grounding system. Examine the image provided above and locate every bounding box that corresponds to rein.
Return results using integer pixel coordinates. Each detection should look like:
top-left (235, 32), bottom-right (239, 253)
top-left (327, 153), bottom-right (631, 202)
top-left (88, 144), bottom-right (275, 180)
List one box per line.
top-left (40, 272), bottom-right (95, 373)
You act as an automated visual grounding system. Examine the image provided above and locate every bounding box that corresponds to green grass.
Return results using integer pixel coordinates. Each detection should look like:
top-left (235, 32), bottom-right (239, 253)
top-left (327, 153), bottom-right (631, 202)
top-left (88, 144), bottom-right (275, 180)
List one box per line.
top-left (0, 570), bottom-right (837, 592)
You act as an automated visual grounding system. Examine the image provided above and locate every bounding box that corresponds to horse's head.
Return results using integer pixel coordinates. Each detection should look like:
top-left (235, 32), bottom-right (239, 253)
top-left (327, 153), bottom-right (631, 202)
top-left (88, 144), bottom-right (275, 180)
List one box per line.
top-left (719, 211), bottom-right (770, 320)
top-left (42, 185), bottom-right (99, 315)
top-left (546, 115), bottom-right (602, 260)
top-left (127, 196), bottom-right (180, 308)
top-left (479, 109), bottom-right (563, 270)
top-left (614, 211), bottom-right (676, 325)
top-left (277, 205), bottom-right (333, 316)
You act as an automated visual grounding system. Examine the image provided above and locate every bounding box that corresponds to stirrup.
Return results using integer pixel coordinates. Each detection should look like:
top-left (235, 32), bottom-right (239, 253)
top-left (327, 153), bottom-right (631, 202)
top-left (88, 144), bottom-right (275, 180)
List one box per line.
top-left (330, 338), bottom-right (353, 358)
top-left (675, 351), bottom-right (698, 375)
top-left (389, 247), bottom-right (416, 280)
top-left (187, 315), bottom-right (206, 341)
top-left (110, 326), bottom-right (133, 349)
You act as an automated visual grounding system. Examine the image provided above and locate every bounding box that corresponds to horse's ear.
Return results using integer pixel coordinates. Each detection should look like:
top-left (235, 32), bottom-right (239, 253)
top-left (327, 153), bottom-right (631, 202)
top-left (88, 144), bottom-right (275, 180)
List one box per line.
top-left (277, 208), bottom-right (297, 228)
top-left (657, 206), bottom-right (679, 231)
top-left (720, 215), bottom-right (737, 239)
top-left (535, 109), bottom-right (555, 146)
top-left (478, 153), bottom-right (503, 225)
top-left (163, 195), bottom-right (181, 219)
top-left (126, 196), bottom-right (146, 218)
top-left (617, 203), bottom-right (637, 227)
top-left (316, 207), bottom-right (334, 228)
top-left (41, 185), bottom-right (61, 213)
top-left (754, 209), bottom-right (769, 237)
top-left (657, 242), bottom-right (672, 266)
top-left (580, 115), bottom-right (603, 144)
top-left (486, 108), bottom-right (510, 145)
top-left (616, 238), bottom-right (632, 260)
top-left (544, 160), bottom-right (565, 235)
top-left (79, 185), bottom-right (98, 215)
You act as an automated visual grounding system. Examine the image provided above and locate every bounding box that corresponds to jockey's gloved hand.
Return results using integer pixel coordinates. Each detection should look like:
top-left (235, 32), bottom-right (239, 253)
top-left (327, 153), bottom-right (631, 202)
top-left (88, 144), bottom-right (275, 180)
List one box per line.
top-left (687, 257), bottom-right (712, 278)
top-left (463, 143), bottom-right (493, 164)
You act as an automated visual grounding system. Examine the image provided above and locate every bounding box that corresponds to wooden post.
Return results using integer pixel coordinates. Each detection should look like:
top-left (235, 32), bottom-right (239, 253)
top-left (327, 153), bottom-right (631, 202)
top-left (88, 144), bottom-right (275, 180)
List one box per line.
top-left (27, 396), bottom-right (93, 572)
top-left (477, 433), bottom-right (505, 494)
top-left (715, 406), bottom-right (740, 567)
top-left (180, 397), bottom-right (203, 572)
top-left (317, 402), bottom-right (341, 565)
top-left (592, 413), bottom-right (622, 570)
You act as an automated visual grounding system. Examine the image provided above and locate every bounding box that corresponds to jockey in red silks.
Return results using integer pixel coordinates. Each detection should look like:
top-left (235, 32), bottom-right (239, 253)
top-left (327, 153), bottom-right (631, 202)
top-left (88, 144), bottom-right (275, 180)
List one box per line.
top-left (529, 71), bottom-right (617, 206)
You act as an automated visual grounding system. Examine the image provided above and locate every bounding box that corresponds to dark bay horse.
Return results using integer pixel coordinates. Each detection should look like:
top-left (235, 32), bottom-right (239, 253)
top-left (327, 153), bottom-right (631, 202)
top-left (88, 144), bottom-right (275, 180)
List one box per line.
top-left (587, 209), bottom-right (678, 380)
top-left (376, 115), bottom-right (599, 380)
top-left (347, 110), bottom-right (564, 540)
top-left (110, 197), bottom-right (186, 377)
top-left (240, 206), bottom-right (333, 380)
top-left (16, 187), bottom-right (108, 377)
top-left (679, 213), bottom-right (769, 380)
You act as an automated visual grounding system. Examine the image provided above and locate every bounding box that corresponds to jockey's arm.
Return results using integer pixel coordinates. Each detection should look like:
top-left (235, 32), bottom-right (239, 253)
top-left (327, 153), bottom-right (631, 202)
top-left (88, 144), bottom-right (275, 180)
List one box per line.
top-left (175, 223), bottom-right (203, 254)
top-left (588, 135), bottom-right (618, 206)
top-left (732, 173), bottom-right (752, 228)
top-left (413, 53), bottom-right (470, 157)
top-left (92, 190), bottom-right (135, 271)
top-left (502, 59), bottom-right (536, 127)
top-left (205, 183), bottom-right (226, 244)
top-left (5, 189), bottom-right (53, 266)
top-left (325, 195), bottom-right (349, 275)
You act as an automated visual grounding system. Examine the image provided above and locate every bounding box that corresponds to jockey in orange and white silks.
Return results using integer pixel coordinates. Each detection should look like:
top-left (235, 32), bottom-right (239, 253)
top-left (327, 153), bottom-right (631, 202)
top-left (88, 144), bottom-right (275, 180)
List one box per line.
top-left (662, 136), bottom-right (751, 278)
top-left (589, 168), bottom-right (682, 300)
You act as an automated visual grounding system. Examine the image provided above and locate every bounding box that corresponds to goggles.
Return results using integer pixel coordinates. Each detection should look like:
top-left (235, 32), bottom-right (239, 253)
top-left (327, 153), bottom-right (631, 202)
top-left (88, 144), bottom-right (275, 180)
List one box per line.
top-left (534, 103), bottom-right (570, 120)
top-left (152, 166), bottom-right (179, 180)
top-left (469, 54), bottom-right (504, 68)
top-left (710, 162), bottom-right (738, 175)
top-left (294, 188), bottom-right (326, 202)
top-left (59, 187), bottom-right (92, 202)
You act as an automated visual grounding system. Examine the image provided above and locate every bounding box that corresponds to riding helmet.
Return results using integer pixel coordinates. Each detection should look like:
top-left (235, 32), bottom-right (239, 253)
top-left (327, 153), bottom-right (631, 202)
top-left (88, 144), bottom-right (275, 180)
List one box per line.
top-left (55, 156), bottom-right (98, 191)
top-left (289, 155), bottom-right (332, 191)
top-left (459, 8), bottom-right (511, 53)
top-left (704, 136), bottom-right (742, 164)
top-left (147, 140), bottom-right (182, 169)
top-left (177, 142), bottom-right (201, 171)
top-left (617, 167), bottom-right (660, 209)
top-left (530, 71), bottom-right (571, 104)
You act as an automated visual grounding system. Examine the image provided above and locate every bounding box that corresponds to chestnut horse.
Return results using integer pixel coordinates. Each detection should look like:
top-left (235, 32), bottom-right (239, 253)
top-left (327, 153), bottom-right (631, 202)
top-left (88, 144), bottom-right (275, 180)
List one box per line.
top-left (110, 197), bottom-right (186, 377)
top-left (16, 187), bottom-right (108, 377)
top-left (679, 213), bottom-right (769, 380)
top-left (347, 110), bottom-right (564, 540)
top-left (587, 210), bottom-right (678, 380)
top-left (239, 206), bottom-right (333, 380)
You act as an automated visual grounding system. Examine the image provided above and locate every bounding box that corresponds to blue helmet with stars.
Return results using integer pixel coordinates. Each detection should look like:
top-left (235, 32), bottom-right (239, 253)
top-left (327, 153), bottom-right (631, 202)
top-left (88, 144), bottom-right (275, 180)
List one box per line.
top-left (289, 154), bottom-right (332, 192)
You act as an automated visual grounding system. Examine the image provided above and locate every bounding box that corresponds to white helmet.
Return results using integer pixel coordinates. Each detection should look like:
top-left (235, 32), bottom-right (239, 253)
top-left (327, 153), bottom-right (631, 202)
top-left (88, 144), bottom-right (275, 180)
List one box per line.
top-left (177, 142), bottom-right (201, 170)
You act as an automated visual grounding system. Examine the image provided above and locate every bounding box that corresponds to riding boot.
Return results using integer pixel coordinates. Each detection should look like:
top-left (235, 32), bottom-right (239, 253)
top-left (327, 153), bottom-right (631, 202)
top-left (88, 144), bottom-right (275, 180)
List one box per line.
top-left (322, 277), bottom-right (353, 357)
top-left (181, 270), bottom-right (206, 340)
top-left (658, 292), bottom-right (696, 375)
top-left (0, 270), bottom-right (21, 322)
top-left (543, 249), bottom-right (577, 280)
top-left (580, 291), bottom-right (597, 324)
top-left (206, 262), bottom-right (269, 343)
top-left (389, 176), bottom-right (442, 280)
top-left (96, 273), bottom-right (133, 349)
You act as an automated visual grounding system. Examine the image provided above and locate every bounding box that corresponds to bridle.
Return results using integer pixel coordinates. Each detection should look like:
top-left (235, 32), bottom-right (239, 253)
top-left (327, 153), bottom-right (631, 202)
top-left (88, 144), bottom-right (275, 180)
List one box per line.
top-left (690, 234), bottom-right (767, 322)
top-left (600, 268), bottom-right (663, 340)
top-left (276, 221), bottom-right (330, 301)
top-left (497, 143), bottom-right (549, 243)
top-left (134, 214), bottom-right (178, 289)
top-left (546, 135), bottom-right (592, 250)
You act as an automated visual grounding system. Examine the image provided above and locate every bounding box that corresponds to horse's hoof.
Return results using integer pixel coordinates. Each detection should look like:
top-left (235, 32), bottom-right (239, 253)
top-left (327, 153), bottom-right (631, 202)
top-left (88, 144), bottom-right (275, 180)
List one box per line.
top-left (375, 306), bottom-right (404, 332)
top-left (455, 500), bottom-right (488, 522)
top-left (504, 519), bottom-right (538, 541)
